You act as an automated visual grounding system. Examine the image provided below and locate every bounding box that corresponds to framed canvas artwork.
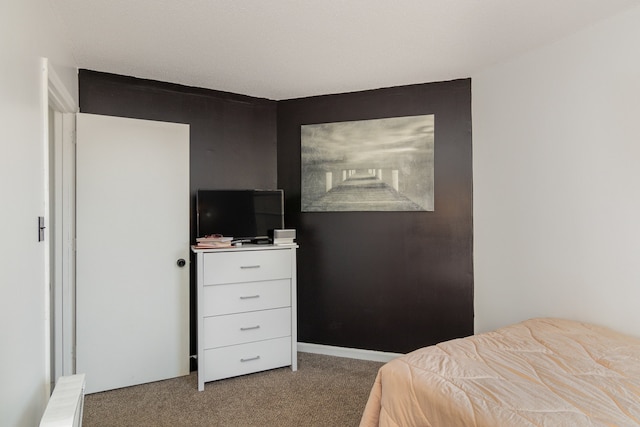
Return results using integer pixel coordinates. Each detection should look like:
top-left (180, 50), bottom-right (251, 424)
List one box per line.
top-left (301, 115), bottom-right (434, 212)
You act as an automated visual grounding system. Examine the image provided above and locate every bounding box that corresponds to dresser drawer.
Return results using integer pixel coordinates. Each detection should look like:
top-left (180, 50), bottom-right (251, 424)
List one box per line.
top-left (203, 336), bottom-right (292, 382)
top-left (203, 250), bottom-right (291, 285)
top-left (204, 308), bottom-right (291, 349)
top-left (203, 279), bottom-right (290, 316)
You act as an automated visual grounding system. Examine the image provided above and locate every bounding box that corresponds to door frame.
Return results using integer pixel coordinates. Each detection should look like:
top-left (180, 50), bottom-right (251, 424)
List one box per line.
top-left (44, 58), bottom-right (77, 387)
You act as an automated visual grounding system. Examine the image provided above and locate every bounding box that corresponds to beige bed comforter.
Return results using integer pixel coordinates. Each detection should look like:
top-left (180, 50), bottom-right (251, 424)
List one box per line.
top-left (360, 318), bottom-right (640, 426)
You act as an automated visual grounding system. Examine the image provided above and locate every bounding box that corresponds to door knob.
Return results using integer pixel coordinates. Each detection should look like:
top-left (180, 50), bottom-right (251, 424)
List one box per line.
top-left (176, 258), bottom-right (186, 267)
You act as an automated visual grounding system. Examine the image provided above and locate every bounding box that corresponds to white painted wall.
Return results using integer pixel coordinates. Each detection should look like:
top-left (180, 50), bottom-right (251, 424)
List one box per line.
top-left (473, 5), bottom-right (640, 337)
top-left (0, 1), bottom-right (77, 426)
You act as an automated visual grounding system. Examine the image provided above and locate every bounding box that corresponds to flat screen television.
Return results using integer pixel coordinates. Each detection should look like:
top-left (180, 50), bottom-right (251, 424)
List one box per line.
top-left (196, 189), bottom-right (284, 242)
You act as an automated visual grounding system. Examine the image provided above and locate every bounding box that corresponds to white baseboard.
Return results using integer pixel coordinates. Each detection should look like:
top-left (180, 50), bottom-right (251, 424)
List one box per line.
top-left (297, 342), bottom-right (402, 363)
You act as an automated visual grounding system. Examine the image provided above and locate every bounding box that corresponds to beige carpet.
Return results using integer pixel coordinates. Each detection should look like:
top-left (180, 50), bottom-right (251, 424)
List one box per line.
top-left (82, 352), bottom-right (384, 427)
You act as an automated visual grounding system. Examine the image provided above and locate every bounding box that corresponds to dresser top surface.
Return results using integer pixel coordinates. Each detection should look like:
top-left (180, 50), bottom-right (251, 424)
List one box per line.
top-left (191, 244), bottom-right (298, 254)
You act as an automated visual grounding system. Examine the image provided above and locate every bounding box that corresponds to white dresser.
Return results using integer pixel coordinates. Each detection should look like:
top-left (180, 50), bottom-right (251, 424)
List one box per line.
top-left (192, 245), bottom-right (298, 390)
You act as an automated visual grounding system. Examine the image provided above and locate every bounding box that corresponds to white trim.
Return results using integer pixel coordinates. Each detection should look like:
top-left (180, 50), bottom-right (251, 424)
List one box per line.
top-left (297, 342), bottom-right (402, 363)
top-left (42, 58), bottom-right (52, 397)
top-left (51, 107), bottom-right (63, 382)
top-left (44, 57), bottom-right (78, 385)
top-left (60, 113), bottom-right (76, 376)
top-left (47, 62), bottom-right (77, 113)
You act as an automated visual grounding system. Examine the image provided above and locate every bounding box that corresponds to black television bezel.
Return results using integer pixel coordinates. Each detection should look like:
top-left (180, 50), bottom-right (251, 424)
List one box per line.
top-left (196, 189), bottom-right (284, 241)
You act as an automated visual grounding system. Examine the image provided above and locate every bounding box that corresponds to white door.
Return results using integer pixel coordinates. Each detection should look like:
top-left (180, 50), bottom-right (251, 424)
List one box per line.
top-left (76, 113), bottom-right (190, 394)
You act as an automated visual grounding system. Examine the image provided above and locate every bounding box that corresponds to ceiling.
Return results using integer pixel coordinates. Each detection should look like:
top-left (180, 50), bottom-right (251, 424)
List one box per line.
top-left (50, 0), bottom-right (639, 100)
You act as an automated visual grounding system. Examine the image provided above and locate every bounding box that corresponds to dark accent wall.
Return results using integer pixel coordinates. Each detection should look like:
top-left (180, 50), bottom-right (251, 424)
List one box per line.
top-left (79, 70), bottom-right (278, 192)
top-left (78, 70), bottom-right (278, 361)
top-left (277, 79), bottom-right (473, 353)
top-left (79, 70), bottom-right (473, 357)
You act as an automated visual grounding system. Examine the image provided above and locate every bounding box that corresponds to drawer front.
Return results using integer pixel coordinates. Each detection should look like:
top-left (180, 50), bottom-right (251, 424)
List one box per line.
top-left (203, 279), bottom-right (290, 316)
top-left (204, 308), bottom-right (291, 349)
top-left (203, 337), bottom-right (292, 382)
top-left (203, 249), bottom-right (291, 285)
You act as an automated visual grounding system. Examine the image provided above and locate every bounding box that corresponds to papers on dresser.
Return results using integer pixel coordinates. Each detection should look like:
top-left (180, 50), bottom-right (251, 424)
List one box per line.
top-left (194, 235), bottom-right (233, 249)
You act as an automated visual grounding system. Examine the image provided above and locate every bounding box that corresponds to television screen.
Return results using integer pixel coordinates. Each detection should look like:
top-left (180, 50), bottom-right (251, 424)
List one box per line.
top-left (196, 189), bottom-right (284, 241)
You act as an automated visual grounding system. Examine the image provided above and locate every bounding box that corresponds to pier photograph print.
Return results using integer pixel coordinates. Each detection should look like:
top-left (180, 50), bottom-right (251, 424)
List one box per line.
top-left (301, 115), bottom-right (434, 212)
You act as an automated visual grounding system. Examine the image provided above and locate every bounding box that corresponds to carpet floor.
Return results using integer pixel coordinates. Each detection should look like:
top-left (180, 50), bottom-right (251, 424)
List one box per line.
top-left (82, 352), bottom-right (383, 427)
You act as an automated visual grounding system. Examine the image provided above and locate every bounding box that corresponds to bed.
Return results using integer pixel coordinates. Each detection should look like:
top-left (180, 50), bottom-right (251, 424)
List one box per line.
top-left (360, 318), bottom-right (640, 426)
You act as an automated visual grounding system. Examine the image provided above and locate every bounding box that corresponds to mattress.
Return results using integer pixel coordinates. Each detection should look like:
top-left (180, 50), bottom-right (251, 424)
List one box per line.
top-left (360, 318), bottom-right (640, 426)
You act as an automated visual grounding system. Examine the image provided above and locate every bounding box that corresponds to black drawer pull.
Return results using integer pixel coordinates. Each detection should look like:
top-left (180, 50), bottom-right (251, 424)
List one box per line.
top-left (240, 355), bottom-right (261, 363)
top-left (240, 325), bottom-right (260, 331)
top-left (240, 295), bottom-right (260, 300)
top-left (240, 265), bottom-right (261, 269)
